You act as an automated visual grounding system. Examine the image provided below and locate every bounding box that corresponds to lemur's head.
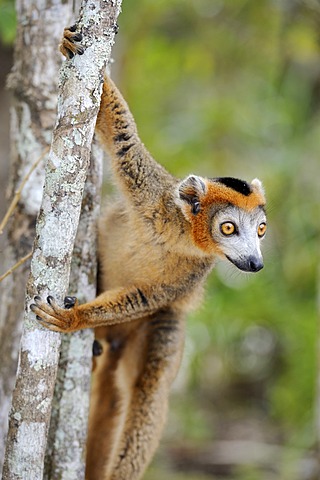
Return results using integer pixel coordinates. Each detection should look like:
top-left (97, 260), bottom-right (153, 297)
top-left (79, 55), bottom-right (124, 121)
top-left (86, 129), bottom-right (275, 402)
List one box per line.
top-left (176, 175), bottom-right (266, 272)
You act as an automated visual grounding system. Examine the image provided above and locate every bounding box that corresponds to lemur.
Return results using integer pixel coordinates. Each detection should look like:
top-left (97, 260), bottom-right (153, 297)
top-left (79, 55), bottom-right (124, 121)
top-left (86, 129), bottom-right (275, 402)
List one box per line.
top-left (31, 27), bottom-right (267, 480)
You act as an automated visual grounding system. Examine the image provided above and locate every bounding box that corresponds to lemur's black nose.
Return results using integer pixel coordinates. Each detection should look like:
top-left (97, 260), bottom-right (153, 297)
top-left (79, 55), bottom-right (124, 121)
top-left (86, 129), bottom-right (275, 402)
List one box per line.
top-left (248, 256), bottom-right (264, 272)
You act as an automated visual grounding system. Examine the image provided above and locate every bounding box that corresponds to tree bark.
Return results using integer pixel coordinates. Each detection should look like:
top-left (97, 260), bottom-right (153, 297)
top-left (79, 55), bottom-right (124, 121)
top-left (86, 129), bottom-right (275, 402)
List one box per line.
top-left (1, 0), bottom-right (122, 478)
top-left (0, 0), bottom-right (76, 472)
top-left (44, 140), bottom-right (103, 480)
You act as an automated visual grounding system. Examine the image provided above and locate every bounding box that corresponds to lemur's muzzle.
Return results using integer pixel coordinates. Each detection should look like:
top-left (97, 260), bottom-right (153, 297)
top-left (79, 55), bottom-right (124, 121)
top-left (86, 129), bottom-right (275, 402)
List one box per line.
top-left (227, 255), bottom-right (264, 273)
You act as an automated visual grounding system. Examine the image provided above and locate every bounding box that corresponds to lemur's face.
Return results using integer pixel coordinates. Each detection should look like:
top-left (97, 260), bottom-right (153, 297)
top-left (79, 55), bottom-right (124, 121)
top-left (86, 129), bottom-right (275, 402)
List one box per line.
top-left (211, 204), bottom-right (266, 272)
top-left (176, 175), bottom-right (267, 272)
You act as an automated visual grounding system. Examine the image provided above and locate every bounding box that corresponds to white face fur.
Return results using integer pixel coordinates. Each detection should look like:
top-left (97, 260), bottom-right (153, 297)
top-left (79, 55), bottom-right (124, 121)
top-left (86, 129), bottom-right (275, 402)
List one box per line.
top-left (211, 204), bottom-right (267, 272)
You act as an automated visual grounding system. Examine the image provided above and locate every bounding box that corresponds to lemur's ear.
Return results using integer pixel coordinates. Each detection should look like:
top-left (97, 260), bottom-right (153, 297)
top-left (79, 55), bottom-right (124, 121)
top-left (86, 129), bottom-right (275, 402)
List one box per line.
top-left (176, 175), bottom-right (207, 216)
top-left (251, 178), bottom-right (265, 196)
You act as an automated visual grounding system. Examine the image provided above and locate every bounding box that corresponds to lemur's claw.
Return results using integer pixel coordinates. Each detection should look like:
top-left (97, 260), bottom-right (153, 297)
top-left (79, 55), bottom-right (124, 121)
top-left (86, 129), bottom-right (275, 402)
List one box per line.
top-left (60, 25), bottom-right (85, 60)
top-left (47, 295), bottom-right (54, 305)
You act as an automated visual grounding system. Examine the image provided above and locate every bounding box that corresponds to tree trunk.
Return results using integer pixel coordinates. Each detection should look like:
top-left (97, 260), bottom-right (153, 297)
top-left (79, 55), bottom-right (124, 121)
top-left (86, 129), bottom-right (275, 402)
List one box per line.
top-left (0, 0), bottom-right (76, 471)
top-left (44, 140), bottom-right (103, 479)
top-left (1, 0), bottom-right (122, 478)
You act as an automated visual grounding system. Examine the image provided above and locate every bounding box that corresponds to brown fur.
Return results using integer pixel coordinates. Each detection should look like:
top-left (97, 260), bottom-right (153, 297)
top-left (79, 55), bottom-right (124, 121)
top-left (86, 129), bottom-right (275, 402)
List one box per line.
top-left (31, 28), bottom-right (266, 480)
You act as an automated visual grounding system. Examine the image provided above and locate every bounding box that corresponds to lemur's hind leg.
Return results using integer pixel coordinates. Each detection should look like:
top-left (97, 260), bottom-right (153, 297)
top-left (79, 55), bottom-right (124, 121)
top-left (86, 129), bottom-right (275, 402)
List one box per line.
top-left (85, 333), bottom-right (125, 480)
top-left (105, 310), bottom-right (185, 480)
top-left (86, 320), bottom-right (149, 480)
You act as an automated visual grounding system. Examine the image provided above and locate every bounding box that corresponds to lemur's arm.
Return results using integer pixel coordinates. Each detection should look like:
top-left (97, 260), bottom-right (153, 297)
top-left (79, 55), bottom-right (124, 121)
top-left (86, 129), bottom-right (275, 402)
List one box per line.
top-left (96, 77), bottom-right (174, 206)
top-left (61, 27), bottom-right (174, 208)
top-left (31, 280), bottom-right (190, 333)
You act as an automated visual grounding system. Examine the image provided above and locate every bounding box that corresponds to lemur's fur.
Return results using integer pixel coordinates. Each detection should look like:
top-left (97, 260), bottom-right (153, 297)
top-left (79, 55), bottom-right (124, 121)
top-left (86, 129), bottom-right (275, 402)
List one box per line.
top-left (31, 27), bottom-right (267, 480)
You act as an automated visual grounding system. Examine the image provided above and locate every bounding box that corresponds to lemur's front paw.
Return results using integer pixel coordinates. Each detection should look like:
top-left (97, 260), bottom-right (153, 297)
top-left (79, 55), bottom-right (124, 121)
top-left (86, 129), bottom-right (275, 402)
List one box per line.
top-left (60, 25), bottom-right (84, 59)
top-left (30, 295), bottom-right (81, 333)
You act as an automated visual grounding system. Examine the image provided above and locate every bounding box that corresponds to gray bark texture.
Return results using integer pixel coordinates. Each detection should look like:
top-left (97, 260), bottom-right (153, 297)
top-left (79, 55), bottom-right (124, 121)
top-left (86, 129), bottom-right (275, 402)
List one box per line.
top-left (0, 0), bottom-right (76, 472)
top-left (43, 140), bottom-right (103, 480)
top-left (1, 0), bottom-right (122, 478)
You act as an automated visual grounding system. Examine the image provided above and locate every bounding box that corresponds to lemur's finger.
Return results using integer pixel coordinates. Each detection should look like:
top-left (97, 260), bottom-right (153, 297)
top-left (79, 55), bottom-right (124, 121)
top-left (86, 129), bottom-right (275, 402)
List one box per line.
top-left (31, 296), bottom-right (64, 319)
top-left (60, 26), bottom-right (85, 59)
top-left (36, 317), bottom-right (65, 333)
top-left (32, 303), bottom-right (71, 331)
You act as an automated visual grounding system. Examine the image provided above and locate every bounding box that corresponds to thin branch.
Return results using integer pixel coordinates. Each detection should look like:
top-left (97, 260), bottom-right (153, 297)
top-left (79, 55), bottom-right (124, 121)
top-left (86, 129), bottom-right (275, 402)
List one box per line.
top-left (0, 252), bottom-right (32, 283)
top-left (0, 147), bottom-right (49, 235)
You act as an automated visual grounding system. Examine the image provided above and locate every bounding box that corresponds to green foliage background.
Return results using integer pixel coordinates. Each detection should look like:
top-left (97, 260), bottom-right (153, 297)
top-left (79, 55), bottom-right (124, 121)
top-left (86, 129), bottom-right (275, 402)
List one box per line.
top-left (117, 1), bottom-right (319, 477)
top-left (119, 0), bottom-right (318, 427)
top-left (1, 0), bottom-right (319, 478)
top-left (0, 0), bottom-right (16, 44)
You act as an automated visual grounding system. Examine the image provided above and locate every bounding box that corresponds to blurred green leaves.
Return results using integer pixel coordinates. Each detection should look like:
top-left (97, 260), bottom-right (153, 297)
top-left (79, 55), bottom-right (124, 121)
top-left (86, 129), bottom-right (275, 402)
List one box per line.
top-left (116, 0), bottom-right (319, 457)
top-left (0, 0), bottom-right (16, 45)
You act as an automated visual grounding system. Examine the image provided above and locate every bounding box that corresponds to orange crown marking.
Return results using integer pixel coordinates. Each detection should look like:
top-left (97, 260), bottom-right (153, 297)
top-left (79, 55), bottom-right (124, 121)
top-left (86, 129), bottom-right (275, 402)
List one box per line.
top-left (204, 182), bottom-right (266, 211)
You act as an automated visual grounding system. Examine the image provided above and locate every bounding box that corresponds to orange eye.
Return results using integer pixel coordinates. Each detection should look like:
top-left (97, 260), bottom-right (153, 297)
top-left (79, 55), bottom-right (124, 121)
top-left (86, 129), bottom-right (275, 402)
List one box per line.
top-left (220, 222), bottom-right (236, 236)
top-left (258, 222), bottom-right (267, 237)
